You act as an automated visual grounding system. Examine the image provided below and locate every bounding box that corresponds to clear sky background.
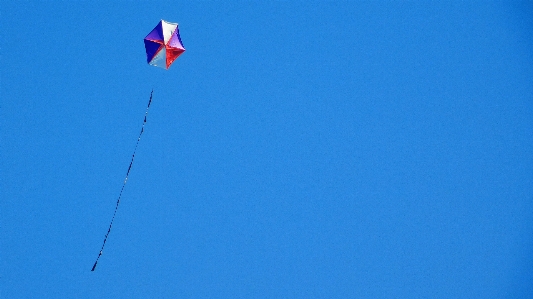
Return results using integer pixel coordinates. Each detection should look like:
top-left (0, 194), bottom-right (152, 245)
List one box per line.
top-left (1, 1), bottom-right (532, 298)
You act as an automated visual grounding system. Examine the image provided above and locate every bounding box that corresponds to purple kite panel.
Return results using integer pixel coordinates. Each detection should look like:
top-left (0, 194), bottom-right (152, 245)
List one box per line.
top-left (144, 21), bottom-right (163, 42)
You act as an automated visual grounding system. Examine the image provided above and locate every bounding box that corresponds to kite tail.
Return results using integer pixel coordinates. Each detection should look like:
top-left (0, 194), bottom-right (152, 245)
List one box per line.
top-left (91, 89), bottom-right (153, 271)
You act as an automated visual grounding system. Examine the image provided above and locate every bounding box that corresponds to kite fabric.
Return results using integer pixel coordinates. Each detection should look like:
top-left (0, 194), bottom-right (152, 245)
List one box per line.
top-left (144, 20), bottom-right (185, 69)
top-left (91, 90), bottom-right (153, 271)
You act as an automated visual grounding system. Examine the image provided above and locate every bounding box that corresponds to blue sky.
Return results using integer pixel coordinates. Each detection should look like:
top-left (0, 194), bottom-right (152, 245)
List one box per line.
top-left (1, 1), bottom-right (532, 298)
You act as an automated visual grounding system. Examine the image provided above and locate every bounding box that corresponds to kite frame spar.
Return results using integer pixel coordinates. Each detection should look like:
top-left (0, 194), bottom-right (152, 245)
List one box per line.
top-left (91, 90), bottom-right (153, 271)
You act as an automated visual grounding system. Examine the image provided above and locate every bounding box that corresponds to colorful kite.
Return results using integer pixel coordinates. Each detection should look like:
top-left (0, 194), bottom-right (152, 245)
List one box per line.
top-left (92, 20), bottom-right (186, 272)
top-left (144, 20), bottom-right (186, 69)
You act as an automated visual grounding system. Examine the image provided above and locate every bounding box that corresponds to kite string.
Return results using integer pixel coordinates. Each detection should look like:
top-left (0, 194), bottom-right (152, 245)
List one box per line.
top-left (91, 89), bottom-right (153, 271)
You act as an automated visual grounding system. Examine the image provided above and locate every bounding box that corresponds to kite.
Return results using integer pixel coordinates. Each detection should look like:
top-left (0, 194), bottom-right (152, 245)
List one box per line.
top-left (144, 20), bottom-right (186, 69)
top-left (92, 20), bottom-right (185, 272)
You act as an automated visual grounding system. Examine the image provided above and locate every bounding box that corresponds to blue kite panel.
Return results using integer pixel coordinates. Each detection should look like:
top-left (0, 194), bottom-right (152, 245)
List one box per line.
top-left (144, 40), bottom-right (163, 62)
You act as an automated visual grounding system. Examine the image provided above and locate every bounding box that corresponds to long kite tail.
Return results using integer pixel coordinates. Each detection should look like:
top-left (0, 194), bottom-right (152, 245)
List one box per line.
top-left (91, 89), bottom-right (154, 272)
